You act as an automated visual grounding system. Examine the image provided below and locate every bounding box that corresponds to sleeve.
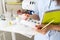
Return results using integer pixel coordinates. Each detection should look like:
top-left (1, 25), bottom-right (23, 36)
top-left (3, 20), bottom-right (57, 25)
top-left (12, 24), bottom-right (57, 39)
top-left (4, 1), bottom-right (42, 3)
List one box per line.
top-left (32, 0), bottom-right (39, 15)
top-left (37, 0), bottom-right (50, 24)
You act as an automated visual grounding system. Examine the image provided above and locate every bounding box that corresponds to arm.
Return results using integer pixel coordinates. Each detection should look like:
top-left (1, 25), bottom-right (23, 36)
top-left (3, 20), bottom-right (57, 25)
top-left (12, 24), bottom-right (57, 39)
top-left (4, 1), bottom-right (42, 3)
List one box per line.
top-left (56, 0), bottom-right (60, 5)
top-left (35, 24), bottom-right (60, 35)
top-left (50, 24), bottom-right (60, 31)
top-left (29, 14), bottom-right (40, 20)
top-left (20, 13), bottom-right (40, 20)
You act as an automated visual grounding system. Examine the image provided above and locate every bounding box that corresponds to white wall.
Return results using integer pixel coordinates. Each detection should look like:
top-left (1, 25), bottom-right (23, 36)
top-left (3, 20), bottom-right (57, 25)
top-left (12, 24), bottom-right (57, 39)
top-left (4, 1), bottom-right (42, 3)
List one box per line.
top-left (0, 0), bottom-right (22, 14)
top-left (6, 0), bottom-right (22, 15)
top-left (0, 0), bottom-right (3, 14)
top-left (0, 0), bottom-right (34, 40)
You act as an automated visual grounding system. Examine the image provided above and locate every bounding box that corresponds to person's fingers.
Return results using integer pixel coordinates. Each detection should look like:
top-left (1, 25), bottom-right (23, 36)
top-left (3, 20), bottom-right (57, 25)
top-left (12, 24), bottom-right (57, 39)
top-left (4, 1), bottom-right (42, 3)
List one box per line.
top-left (26, 14), bottom-right (30, 17)
top-left (35, 24), bottom-right (50, 35)
top-left (24, 14), bottom-right (30, 20)
top-left (36, 28), bottom-right (48, 35)
top-left (29, 14), bottom-right (40, 20)
top-left (35, 24), bottom-right (42, 29)
top-left (21, 14), bottom-right (30, 20)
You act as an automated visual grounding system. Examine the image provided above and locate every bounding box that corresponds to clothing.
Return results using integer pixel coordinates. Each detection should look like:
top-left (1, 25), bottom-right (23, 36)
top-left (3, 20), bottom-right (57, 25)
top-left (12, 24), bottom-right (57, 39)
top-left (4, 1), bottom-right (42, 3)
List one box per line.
top-left (22, 0), bottom-right (38, 14)
top-left (34, 0), bottom-right (60, 40)
top-left (22, 0), bottom-right (60, 40)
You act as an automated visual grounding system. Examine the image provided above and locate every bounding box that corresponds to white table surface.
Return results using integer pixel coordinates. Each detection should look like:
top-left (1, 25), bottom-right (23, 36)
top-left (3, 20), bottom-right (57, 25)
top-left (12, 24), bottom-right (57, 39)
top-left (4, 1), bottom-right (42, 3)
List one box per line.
top-left (0, 20), bottom-right (36, 38)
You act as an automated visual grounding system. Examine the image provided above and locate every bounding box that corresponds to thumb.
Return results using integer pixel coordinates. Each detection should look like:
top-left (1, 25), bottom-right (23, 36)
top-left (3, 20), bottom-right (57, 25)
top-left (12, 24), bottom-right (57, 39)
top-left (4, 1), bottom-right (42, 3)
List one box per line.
top-left (35, 25), bottom-right (42, 29)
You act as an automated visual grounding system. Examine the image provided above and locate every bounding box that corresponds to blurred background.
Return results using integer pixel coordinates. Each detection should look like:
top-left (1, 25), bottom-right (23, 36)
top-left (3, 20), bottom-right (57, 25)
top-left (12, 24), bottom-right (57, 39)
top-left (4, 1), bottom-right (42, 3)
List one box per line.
top-left (0, 0), bottom-right (34, 40)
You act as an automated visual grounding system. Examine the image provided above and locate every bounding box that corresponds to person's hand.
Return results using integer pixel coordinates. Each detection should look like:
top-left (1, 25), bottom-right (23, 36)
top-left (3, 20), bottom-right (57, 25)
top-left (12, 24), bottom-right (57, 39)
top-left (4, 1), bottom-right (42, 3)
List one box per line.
top-left (35, 24), bottom-right (51, 35)
top-left (56, 0), bottom-right (60, 5)
top-left (30, 14), bottom-right (40, 20)
top-left (21, 14), bottom-right (30, 20)
top-left (21, 14), bottom-right (40, 20)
